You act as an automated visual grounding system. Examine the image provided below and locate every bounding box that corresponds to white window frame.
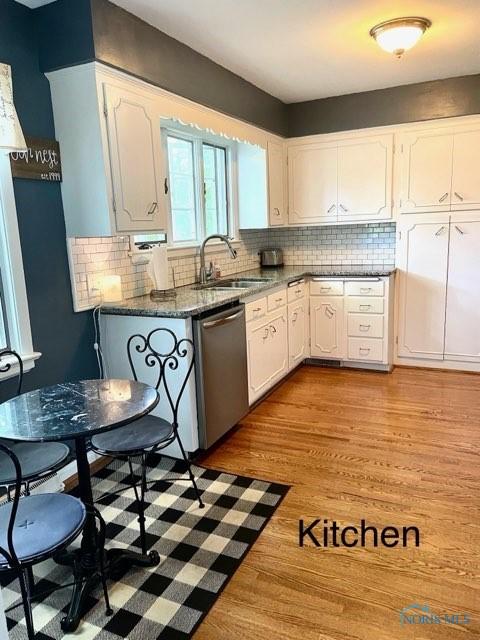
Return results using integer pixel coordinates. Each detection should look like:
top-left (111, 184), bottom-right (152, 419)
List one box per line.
top-left (0, 153), bottom-right (40, 379)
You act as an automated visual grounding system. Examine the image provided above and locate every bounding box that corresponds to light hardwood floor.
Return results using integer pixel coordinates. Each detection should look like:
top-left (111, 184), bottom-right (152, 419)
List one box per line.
top-left (196, 365), bottom-right (480, 640)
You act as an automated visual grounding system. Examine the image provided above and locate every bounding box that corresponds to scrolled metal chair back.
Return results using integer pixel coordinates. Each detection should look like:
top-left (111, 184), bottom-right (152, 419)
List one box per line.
top-left (0, 442), bottom-right (22, 569)
top-left (127, 328), bottom-right (194, 426)
top-left (0, 349), bottom-right (24, 397)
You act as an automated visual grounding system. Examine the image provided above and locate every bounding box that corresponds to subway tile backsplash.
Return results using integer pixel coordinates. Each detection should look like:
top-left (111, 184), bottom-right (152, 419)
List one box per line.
top-left (68, 222), bottom-right (396, 310)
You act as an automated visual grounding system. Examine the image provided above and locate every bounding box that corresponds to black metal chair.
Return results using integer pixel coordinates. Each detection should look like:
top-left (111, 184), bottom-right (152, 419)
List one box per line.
top-left (0, 442), bottom-right (90, 639)
top-left (0, 350), bottom-right (71, 498)
top-left (90, 328), bottom-right (204, 556)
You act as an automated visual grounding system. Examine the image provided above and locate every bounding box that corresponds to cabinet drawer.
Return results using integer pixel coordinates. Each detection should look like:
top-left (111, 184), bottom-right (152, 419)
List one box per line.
top-left (348, 314), bottom-right (384, 338)
top-left (345, 280), bottom-right (384, 296)
top-left (287, 280), bottom-right (305, 302)
top-left (348, 337), bottom-right (384, 362)
top-left (310, 279), bottom-right (344, 296)
top-left (346, 297), bottom-right (384, 314)
top-left (267, 289), bottom-right (287, 311)
top-left (245, 297), bottom-right (267, 322)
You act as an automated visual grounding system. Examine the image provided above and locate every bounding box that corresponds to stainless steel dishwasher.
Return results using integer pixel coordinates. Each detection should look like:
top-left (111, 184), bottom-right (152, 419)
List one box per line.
top-left (193, 303), bottom-right (249, 449)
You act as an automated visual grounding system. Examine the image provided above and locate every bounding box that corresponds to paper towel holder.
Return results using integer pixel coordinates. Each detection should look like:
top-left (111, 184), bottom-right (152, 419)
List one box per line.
top-left (150, 265), bottom-right (177, 300)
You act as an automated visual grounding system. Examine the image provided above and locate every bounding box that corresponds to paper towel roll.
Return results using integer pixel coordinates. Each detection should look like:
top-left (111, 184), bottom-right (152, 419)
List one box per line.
top-left (148, 244), bottom-right (169, 290)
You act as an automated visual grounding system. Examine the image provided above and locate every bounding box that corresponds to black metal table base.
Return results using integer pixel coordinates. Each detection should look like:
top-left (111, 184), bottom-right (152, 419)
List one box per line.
top-left (59, 547), bottom-right (160, 632)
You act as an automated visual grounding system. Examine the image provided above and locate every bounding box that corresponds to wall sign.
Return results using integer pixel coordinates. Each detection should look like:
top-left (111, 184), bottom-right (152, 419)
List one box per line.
top-left (10, 136), bottom-right (62, 181)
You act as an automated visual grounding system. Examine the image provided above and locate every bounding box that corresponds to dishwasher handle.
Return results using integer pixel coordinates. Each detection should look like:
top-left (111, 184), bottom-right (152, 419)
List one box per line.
top-left (202, 309), bottom-right (244, 329)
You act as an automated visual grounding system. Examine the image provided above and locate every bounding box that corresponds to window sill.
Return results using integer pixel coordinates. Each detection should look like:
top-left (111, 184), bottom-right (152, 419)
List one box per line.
top-left (0, 351), bottom-right (42, 382)
top-left (129, 239), bottom-right (241, 264)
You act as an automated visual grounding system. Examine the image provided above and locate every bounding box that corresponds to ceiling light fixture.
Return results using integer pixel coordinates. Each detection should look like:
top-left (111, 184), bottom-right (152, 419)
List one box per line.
top-left (370, 17), bottom-right (431, 58)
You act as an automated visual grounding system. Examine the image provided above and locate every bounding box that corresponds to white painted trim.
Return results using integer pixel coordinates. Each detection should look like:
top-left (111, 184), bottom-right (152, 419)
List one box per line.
top-left (0, 153), bottom-right (37, 364)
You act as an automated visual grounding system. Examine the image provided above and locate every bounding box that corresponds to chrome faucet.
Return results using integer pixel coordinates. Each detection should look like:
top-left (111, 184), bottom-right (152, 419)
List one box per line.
top-left (199, 234), bottom-right (238, 284)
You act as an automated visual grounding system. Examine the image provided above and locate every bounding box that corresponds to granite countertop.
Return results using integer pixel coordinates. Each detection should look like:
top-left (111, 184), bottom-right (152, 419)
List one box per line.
top-left (102, 264), bottom-right (396, 319)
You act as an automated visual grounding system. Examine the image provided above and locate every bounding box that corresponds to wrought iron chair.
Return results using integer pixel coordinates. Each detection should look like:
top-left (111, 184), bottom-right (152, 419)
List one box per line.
top-left (0, 350), bottom-right (71, 498)
top-left (90, 328), bottom-right (204, 557)
top-left (0, 442), bottom-right (101, 639)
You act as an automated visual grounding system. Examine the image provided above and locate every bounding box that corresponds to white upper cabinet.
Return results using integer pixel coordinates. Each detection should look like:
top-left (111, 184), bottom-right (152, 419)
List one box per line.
top-left (451, 130), bottom-right (480, 210)
top-left (337, 135), bottom-right (392, 221)
top-left (267, 140), bottom-right (287, 226)
top-left (288, 134), bottom-right (393, 225)
top-left (288, 142), bottom-right (338, 225)
top-left (444, 218), bottom-right (480, 362)
top-left (398, 124), bottom-right (480, 215)
top-left (397, 219), bottom-right (450, 360)
top-left (399, 131), bottom-right (453, 213)
top-left (104, 84), bottom-right (166, 233)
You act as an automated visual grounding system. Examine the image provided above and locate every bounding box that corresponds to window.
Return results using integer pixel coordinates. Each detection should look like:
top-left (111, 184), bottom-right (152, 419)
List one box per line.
top-left (166, 133), bottom-right (230, 245)
top-left (0, 154), bottom-right (36, 371)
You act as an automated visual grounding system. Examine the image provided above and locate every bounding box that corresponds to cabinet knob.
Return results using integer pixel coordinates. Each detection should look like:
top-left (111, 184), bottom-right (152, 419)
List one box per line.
top-left (438, 192), bottom-right (449, 203)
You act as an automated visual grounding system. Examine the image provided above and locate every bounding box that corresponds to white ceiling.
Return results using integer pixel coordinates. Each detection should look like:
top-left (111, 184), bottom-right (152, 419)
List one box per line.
top-left (109, 0), bottom-right (480, 103)
top-left (18, 0), bottom-right (480, 102)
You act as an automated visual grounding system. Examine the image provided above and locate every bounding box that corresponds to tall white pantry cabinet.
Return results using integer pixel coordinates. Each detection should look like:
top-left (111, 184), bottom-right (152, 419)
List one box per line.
top-left (395, 119), bottom-right (480, 369)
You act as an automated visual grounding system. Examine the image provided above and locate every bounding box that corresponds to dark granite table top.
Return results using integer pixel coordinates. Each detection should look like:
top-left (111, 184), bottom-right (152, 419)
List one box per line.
top-left (0, 379), bottom-right (159, 442)
top-left (102, 264), bottom-right (396, 319)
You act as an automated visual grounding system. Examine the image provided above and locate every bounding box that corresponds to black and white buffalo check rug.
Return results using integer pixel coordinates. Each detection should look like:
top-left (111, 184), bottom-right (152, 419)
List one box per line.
top-left (2, 454), bottom-right (289, 639)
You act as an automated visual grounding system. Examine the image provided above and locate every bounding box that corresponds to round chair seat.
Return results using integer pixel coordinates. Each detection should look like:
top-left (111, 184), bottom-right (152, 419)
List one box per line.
top-left (0, 441), bottom-right (70, 485)
top-left (0, 493), bottom-right (85, 568)
top-left (91, 414), bottom-right (174, 455)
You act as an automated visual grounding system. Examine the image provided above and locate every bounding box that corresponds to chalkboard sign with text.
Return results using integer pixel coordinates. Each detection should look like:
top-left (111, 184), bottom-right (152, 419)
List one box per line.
top-left (10, 136), bottom-right (62, 182)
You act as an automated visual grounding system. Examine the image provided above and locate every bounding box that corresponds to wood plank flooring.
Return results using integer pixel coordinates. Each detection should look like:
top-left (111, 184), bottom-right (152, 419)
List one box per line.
top-left (195, 365), bottom-right (480, 639)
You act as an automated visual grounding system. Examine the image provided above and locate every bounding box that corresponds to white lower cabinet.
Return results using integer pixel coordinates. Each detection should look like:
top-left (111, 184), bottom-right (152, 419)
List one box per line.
top-left (310, 296), bottom-right (345, 359)
top-left (397, 215), bottom-right (480, 367)
top-left (288, 298), bottom-right (308, 369)
top-left (246, 297), bottom-right (288, 404)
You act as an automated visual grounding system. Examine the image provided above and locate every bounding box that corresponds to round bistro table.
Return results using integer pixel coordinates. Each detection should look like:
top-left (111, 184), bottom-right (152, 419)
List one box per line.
top-left (0, 378), bottom-right (159, 632)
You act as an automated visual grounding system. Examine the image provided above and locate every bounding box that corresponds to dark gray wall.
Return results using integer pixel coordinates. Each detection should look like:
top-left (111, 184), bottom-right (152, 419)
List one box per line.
top-left (36, 0), bottom-right (288, 136)
top-left (0, 0), bottom-right (97, 401)
top-left (287, 74), bottom-right (480, 136)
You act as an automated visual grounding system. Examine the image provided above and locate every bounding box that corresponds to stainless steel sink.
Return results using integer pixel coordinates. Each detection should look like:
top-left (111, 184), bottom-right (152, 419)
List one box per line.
top-left (193, 277), bottom-right (273, 291)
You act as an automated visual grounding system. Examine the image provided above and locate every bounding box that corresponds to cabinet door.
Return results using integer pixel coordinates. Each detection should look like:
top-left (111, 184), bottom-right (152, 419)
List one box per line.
top-left (268, 310), bottom-right (289, 383)
top-left (310, 296), bottom-right (345, 359)
top-left (397, 221), bottom-right (450, 359)
top-left (451, 130), bottom-right (480, 210)
top-left (288, 299), bottom-right (308, 369)
top-left (444, 219), bottom-right (480, 362)
top-left (268, 140), bottom-right (286, 226)
top-left (337, 135), bottom-right (393, 220)
top-left (288, 143), bottom-right (337, 225)
top-left (104, 84), bottom-right (166, 233)
top-left (399, 131), bottom-right (453, 214)
top-left (246, 311), bottom-right (287, 403)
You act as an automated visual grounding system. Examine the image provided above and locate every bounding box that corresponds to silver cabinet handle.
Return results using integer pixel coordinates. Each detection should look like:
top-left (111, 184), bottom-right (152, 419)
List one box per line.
top-left (339, 204), bottom-right (348, 212)
top-left (454, 192), bottom-right (464, 201)
top-left (275, 297), bottom-right (283, 303)
top-left (359, 304), bottom-right (371, 310)
top-left (320, 286), bottom-right (331, 291)
top-left (147, 201), bottom-right (158, 215)
top-left (292, 312), bottom-right (298, 322)
top-left (273, 207), bottom-right (281, 217)
top-left (454, 225), bottom-right (465, 235)
top-left (263, 328), bottom-right (269, 340)
top-left (435, 226), bottom-right (446, 236)
top-left (360, 287), bottom-right (372, 293)
top-left (438, 192), bottom-right (449, 203)
top-left (359, 324), bottom-right (371, 331)
top-left (269, 325), bottom-right (277, 335)
top-left (253, 307), bottom-right (262, 312)
top-left (359, 347), bottom-right (371, 354)
top-left (325, 306), bottom-right (334, 319)
top-left (296, 289), bottom-right (302, 295)
top-left (327, 204), bottom-right (336, 213)
top-left (203, 309), bottom-right (244, 329)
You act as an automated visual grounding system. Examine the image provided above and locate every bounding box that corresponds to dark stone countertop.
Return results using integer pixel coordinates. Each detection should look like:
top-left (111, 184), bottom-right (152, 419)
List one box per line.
top-left (0, 379), bottom-right (159, 442)
top-left (102, 264), bottom-right (396, 319)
